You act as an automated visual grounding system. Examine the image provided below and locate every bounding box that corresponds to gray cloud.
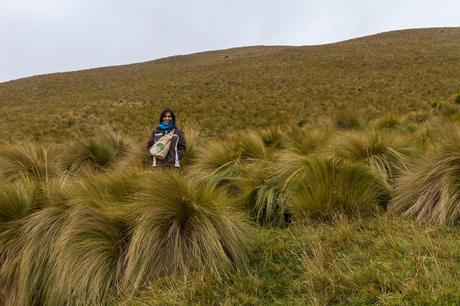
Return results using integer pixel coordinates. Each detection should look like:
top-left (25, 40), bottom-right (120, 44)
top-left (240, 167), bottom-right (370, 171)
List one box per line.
top-left (1, 0), bottom-right (459, 82)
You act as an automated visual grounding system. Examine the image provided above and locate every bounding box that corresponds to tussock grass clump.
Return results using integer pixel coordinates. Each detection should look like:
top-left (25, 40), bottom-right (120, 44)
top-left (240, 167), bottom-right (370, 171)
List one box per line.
top-left (285, 126), bottom-right (332, 156)
top-left (189, 139), bottom-right (240, 187)
top-left (258, 126), bottom-right (285, 150)
top-left (290, 157), bottom-right (390, 221)
top-left (122, 170), bottom-right (251, 293)
top-left (34, 174), bottom-right (74, 208)
top-left (391, 134), bottom-right (460, 225)
top-left (327, 130), bottom-right (411, 183)
top-left (235, 160), bottom-right (289, 226)
top-left (230, 129), bottom-right (270, 161)
top-left (0, 143), bottom-right (57, 181)
top-left (190, 130), bottom-right (269, 188)
top-left (70, 169), bottom-right (145, 207)
top-left (0, 177), bottom-right (36, 224)
top-left (333, 109), bottom-right (363, 130)
top-left (61, 126), bottom-right (135, 172)
top-left (48, 205), bottom-right (128, 305)
top-left (374, 113), bottom-right (402, 129)
top-left (0, 206), bottom-right (70, 305)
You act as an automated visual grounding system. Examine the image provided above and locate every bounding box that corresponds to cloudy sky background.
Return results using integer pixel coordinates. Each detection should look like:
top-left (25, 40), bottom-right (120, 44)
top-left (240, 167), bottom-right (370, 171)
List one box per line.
top-left (1, 0), bottom-right (459, 83)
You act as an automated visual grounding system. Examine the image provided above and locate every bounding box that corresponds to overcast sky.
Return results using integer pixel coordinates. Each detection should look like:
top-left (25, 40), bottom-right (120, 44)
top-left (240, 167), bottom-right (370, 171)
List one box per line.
top-left (1, 0), bottom-right (459, 83)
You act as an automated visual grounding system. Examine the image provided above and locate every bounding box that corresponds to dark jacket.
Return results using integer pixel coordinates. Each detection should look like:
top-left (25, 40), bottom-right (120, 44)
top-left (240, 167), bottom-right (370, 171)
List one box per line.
top-left (147, 127), bottom-right (186, 167)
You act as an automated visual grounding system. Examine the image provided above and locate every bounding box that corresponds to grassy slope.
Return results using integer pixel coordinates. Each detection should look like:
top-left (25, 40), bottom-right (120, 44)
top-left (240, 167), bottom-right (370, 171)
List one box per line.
top-left (1, 27), bottom-right (460, 142)
top-left (1, 28), bottom-right (460, 305)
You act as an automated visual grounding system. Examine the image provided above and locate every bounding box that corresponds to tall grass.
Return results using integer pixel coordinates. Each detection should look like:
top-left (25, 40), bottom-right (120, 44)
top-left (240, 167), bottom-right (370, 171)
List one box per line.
top-left (0, 177), bottom-right (36, 224)
top-left (259, 126), bottom-right (286, 150)
top-left (230, 129), bottom-right (270, 161)
top-left (391, 132), bottom-right (460, 225)
top-left (48, 205), bottom-right (128, 305)
top-left (284, 125), bottom-right (332, 156)
top-left (69, 169), bottom-right (145, 207)
top-left (0, 206), bottom-right (70, 305)
top-left (235, 160), bottom-right (289, 226)
top-left (190, 129), bottom-right (271, 189)
top-left (0, 143), bottom-right (57, 182)
top-left (327, 130), bottom-right (411, 183)
top-left (122, 170), bottom-right (251, 293)
top-left (189, 139), bottom-right (240, 187)
top-left (289, 157), bottom-right (390, 221)
top-left (60, 126), bottom-right (135, 172)
top-left (180, 121), bottom-right (202, 166)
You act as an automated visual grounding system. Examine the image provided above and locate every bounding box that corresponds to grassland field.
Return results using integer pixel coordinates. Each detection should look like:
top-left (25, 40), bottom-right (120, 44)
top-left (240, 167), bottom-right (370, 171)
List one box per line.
top-left (0, 27), bottom-right (459, 305)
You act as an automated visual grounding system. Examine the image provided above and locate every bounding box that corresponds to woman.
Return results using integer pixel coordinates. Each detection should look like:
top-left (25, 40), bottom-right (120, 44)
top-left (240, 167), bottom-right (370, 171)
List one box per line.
top-left (147, 108), bottom-right (186, 169)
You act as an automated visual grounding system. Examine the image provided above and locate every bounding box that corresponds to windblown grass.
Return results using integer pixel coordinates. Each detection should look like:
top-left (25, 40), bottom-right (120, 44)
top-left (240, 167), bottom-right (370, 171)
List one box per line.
top-left (122, 170), bottom-right (251, 293)
top-left (327, 130), bottom-right (411, 183)
top-left (189, 139), bottom-right (240, 187)
top-left (258, 126), bottom-right (286, 150)
top-left (230, 129), bottom-right (270, 161)
top-left (391, 130), bottom-right (460, 225)
top-left (235, 160), bottom-right (289, 226)
top-left (48, 205), bottom-right (128, 305)
top-left (60, 126), bottom-right (135, 172)
top-left (289, 157), bottom-right (390, 221)
top-left (284, 125), bottom-right (332, 156)
top-left (0, 177), bottom-right (36, 224)
top-left (0, 206), bottom-right (70, 305)
top-left (1, 27), bottom-right (460, 305)
top-left (0, 143), bottom-right (57, 182)
top-left (70, 169), bottom-right (145, 207)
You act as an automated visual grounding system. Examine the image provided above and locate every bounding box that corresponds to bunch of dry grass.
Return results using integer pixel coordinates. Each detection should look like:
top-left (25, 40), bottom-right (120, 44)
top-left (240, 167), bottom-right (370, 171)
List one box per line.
top-left (230, 129), bottom-right (270, 161)
top-left (235, 160), bottom-right (289, 226)
top-left (122, 170), bottom-right (251, 293)
top-left (47, 205), bottom-right (128, 305)
top-left (0, 143), bottom-right (57, 182)
top-left (189, 139), bottom-right (240, 187)
top-left (60, 126), bottom-right (135, 172)
top-left (0, 206), bottom-right (70, 305)
top-left (0, 177), bottom-right (36, 225)
top-left (391, 131), bottom-right (460, 225)
top-left (284, 125), bottom-right (332, 156)
top-left (258, 126), bottom-right (286, 150)
top-left (327, 130), bottom-right (411, 183)
top-left (289, 157), bottom-right (390, 221)
top-left (69, 168), bottom-right (145, 207)
top-left (190, 129), bottom-right (272, 187)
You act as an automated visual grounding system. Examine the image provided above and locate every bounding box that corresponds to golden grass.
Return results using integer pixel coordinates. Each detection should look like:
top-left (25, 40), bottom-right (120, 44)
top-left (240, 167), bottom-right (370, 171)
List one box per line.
top-left (121, 170), bottom-right (251, 293)
top-left (0, 143), bottom-right (57, 182)
top-left (391, 128), bottom-right (460, 225)
top-left (289, 157), bottom-right (390, 220)
top-left (1, 27), bottom-right (460, 305)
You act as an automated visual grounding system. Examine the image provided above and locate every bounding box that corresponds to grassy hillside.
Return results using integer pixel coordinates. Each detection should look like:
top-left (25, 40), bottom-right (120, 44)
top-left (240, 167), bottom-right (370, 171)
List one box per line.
top-left (1, 28), bottom-right (460, 305)
top-left (1, 27), bottom-right (460, 142)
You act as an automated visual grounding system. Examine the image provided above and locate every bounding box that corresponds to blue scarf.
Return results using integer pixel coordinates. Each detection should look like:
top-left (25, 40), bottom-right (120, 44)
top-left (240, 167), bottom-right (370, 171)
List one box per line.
top-left (159, 121), bottom-right (175, 131)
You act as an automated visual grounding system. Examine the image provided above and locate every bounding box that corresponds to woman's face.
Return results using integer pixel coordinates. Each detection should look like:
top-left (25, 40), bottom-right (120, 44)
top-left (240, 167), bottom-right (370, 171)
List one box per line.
top-left (162, 112), bottom-right (173, 124)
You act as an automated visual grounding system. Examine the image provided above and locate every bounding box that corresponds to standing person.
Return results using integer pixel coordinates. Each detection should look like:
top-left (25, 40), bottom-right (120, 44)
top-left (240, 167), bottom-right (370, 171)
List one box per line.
top-left (147, 108), bottom-right (186, 169)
